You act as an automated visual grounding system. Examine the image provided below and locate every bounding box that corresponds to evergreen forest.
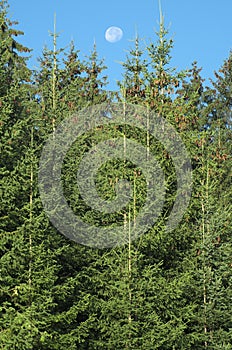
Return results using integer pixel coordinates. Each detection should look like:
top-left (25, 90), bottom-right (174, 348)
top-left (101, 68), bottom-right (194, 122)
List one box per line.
top-left (0, 1), bottom-right (231, 349)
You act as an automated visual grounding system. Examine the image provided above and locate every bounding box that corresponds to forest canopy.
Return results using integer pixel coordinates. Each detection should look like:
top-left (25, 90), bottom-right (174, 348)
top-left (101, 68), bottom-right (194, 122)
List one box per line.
top-left (0, 1), bottom-right (231, 349)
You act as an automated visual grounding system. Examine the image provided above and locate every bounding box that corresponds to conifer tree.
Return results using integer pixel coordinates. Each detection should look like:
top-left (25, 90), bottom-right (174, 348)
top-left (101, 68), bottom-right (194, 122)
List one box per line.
top-left (59, 41), bottom-right (85, 111)
top-left (172, 55), bottom-right (231, 348)
top-left (190, 55), bottom-right (232, 349)
top-left (80, 42), bottom-right (108, 105)
top-left (0, 2), bottom-right (41, 347)
top-left (118, 35), bottom-right (147, 104)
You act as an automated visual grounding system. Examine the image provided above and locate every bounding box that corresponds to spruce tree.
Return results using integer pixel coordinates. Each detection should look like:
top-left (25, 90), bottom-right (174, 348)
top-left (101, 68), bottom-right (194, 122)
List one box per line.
top-left (191, 55), bottom-right (232, 349)
top-left (118, 35), bottom-right (147, 104)
top-left (0, 2), bottom-right (41, 348)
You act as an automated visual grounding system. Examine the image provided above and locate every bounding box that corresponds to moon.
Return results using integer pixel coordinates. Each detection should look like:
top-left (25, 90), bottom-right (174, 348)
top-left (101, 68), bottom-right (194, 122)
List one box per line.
top-left (105, 26), bottom-right (123, 43)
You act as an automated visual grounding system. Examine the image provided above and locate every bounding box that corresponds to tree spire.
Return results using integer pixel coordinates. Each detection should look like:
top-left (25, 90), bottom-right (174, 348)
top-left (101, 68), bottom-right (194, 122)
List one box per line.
top-left (158, 0), bottom-right (163, 27)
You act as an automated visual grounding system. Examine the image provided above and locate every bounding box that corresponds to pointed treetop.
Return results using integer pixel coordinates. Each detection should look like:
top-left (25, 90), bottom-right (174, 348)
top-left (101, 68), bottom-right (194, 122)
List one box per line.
top-left (54, 12), bottom-right (56, 33)
top-left (158, 0), bottom-right (164, 26)
top-left (93, 38), bottom-right (97, 52)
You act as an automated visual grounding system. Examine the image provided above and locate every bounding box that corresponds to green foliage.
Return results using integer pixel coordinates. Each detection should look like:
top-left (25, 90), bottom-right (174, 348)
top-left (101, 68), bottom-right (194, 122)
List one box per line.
top-left (0, 1), bottom-right (231, 349)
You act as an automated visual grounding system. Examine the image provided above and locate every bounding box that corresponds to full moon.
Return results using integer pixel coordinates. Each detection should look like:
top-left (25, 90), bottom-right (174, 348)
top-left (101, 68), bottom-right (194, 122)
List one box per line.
top-left (105, 26), bottom-right (123, 43)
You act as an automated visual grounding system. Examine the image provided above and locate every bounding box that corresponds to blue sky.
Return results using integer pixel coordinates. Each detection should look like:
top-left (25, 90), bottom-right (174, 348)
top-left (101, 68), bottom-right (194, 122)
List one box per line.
top-left (8, 0), bottom-right (232, 91)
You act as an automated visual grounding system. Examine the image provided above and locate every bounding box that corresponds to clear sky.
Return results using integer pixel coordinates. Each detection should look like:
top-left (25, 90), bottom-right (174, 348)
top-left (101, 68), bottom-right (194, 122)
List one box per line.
top-left (7, 0), bottom-right (232, 91)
